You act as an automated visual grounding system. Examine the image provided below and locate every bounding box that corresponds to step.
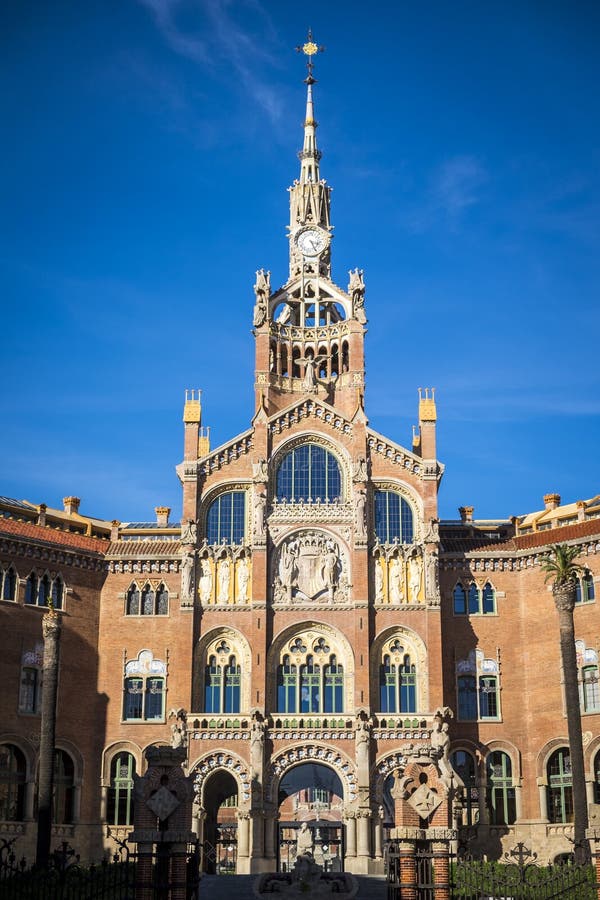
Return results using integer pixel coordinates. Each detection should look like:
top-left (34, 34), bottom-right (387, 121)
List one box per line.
top-left (198, 873), bottom-right (388, 899)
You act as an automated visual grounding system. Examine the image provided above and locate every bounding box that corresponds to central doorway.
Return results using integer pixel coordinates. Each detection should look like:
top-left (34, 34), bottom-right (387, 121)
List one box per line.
top-left (277, 762), bottom-right (345, 873)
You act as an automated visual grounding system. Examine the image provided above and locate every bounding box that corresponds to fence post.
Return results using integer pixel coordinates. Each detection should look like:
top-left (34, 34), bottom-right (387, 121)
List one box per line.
top-left (389, 826), bottom-right (420, 900)
top-left (429, 827), bottom-right (456, 900)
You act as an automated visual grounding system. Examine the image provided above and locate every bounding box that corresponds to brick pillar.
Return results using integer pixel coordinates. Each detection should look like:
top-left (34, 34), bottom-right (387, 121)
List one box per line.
top-left (390, 827), bottom-right (420, 900)
top-left (429, 828), bottom-right (456, 900)
top-left (585, 827), bottom-right (600, 899)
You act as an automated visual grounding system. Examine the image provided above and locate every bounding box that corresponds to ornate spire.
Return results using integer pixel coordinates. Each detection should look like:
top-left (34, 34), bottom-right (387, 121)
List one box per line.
top-left (296, 30), bottom-right (325, 184)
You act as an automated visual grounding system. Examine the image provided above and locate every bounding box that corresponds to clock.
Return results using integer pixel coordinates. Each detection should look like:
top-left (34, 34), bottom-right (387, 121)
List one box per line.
top-left (296, 228), bottom-right (327, 257)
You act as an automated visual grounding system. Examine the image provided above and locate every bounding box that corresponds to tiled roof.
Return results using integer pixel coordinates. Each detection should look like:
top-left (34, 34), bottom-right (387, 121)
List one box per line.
top-left (511, 518), bottom-right (600, 551)
top-left (0, 517), bottom-right (109, 554)
top-left (441, 536), bottom-right (514, 553)
top-left (107, 540), bottom-right (182, 556)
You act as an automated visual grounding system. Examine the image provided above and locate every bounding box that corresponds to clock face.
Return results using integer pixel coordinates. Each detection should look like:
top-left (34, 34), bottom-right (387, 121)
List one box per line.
top-left (296, 228), bottom-right (327, 257)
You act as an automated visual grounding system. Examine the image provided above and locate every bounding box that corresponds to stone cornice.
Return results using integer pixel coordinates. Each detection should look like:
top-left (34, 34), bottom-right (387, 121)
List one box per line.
top-left (0, 533), bottom-right (105, 572)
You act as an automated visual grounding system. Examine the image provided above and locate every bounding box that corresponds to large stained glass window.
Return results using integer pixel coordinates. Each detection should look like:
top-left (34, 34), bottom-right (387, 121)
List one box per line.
top-left (374, 491), bottom-right (414, 544)
top-left (276, 444), bottom-right (341, 502)
top-left (206, 492), bottom-right (246, 544)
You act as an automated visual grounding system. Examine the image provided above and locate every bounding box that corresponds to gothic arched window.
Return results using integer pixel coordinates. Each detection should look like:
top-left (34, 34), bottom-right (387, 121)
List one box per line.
top-left (576, 572), bottom-right (596, 604)
top-left (203, 654), bottom-right (241, 714)
top-left (276, 444), bottom-right (342, 503)
top-left (2, 567), bottom-right (17, 602)
top-left (374, 491), bottom-right (414, 544)
top-left (487, 751), bottom-right (516, 825)
top-left (547, 748), bottom-right (573, 824)
top-left (276, 639), bottom-right (345, 715)
top-left (379, 653), bottom-right (416, 713)
top-left (107, 752), bottom-right (136, 826)
top-left (454, 582), bottom-right (496, 616)
top-left (0, 744), bottom-right (26, 821)
top-left (206, 491), bottom-right (246, 544)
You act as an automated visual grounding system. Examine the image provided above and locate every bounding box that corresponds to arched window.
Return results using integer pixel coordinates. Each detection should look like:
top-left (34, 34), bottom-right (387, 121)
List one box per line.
top-left (25, 573), bottom-right (37, 605)
top-left (451, 750), bottom-right (478, 826)
top-left (204, 656), bottom-right (221, 713)
top-left (468, 583), bottom-right (479, 615)
top-left (277, 655), bottom-right (297, 713)
top-left (51, 576), bottom-right (63, 610)
top-left (38, 574), bottom-right (51, 607)
top-left (453, 584), bottom-right (466, 615)
top-left (324, 656), bottom-right (344, 713)
top-left (1, 567), bottom-right (17, 602)
top-left (487, 751), bottom-right (516, 825)
top-left (594, 750), bottom-right (600, 804)
top-left (276, 639), bottom-right (345, 715)
top-left (156, 584), bottom-right (169, 615)
top-left (52, 750), bottom-right (75, 825)
top-left (576, 572), bottom-right (596, 604)
top-left (19, 665), bottom-right (42, 714)
top-left (547, 748), bottom-right (573, 824)
top-left (224, 656), bottom-right (241, 713)
top-left (126, 584), bottom-right (140, 615)
top-left (206, 491), bottom-right (246, 544)
top-left (379, 650), bottom-right (416, 713)
top-left (374, 491), bottom-right (414, 544)
top-left (107, 752), bottom-right (136, 826)
top-left (0, 744), bottom-right (26, 821)
top-left (276, 444), bottom-right (342, 503)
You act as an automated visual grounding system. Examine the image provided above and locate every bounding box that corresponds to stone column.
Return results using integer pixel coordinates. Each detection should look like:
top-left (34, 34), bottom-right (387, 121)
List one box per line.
top-left (237, 811), bottom-right (250, 862)
top-left (357, 809), bottom-right (371, 857)
top-left (515, 781), bottom-right (523, 821)
top-left (251, 809), bottom-right (265, 862)
top-left (373, 808), bottom-right (384, 860)
top-left (537, 779), bottom-right (549, 821)
top-left (264, 811), bottom-right (278, 862)
top-left (344, 812), bottom-right (357, 859)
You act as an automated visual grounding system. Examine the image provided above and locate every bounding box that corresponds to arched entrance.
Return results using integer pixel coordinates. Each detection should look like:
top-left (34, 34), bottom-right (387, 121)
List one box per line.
top-left (277, 762), bottom-right (345, 873)
top-left (202, 769), bottom-right (238, 874)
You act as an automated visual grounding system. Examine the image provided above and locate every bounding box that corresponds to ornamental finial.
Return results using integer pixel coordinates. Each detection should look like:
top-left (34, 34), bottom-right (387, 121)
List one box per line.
top-left (295, 28), bottom-right (325, 84)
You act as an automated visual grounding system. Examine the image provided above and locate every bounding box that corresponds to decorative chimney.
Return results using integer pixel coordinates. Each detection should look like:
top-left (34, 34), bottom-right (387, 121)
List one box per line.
top-left (459, 505), bottom-right (474, 523)
top-left (543, 493), bottom-right (561, 511)
top-left (37, 503), bottom-right (47, 527)
top-left (63, 496), bottom-right (81, 515)
top-left (155, 506), bottom-right (171, 527)
top-left (111, 520), bottom-right (121, 542)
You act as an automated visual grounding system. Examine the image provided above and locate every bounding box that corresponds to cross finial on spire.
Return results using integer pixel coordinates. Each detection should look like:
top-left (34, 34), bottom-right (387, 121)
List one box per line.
top-left (296, 28), bottom-right (325, 84)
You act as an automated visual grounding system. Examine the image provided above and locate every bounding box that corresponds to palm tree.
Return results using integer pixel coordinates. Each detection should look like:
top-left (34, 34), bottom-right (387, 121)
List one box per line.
top-left (35, 601), bottom-right (62, 867)
top-left (540, 543), bottom-right (589, 864)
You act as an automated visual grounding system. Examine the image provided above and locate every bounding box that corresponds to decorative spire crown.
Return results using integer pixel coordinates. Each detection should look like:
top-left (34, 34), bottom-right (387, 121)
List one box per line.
top-left (295, 30), bottom-right (325, 184)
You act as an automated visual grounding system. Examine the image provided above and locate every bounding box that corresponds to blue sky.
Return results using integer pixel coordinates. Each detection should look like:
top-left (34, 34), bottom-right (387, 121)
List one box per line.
top-left (2, 1), bottom-right (599, 523)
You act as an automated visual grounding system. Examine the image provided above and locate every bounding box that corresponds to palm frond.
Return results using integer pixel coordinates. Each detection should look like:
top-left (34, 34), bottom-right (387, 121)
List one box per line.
top-left (539, 543), bottom-right (585, 586)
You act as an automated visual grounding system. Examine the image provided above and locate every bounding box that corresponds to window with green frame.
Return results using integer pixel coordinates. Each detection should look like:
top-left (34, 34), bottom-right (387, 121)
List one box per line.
top-left (450, 750), bottom-right (478, 826)
top-left (576, 572), bottom-right (595, 604)
top-left (454, 582), bottom-right (495, 615)
top-left (107, 752), bottom-right (136, 826)
top-left (0, 744), bottom-right (26, 821)
top-left (276, 652), bottom-right (344, 714)
top-left (547, 748), bottom-right (573, 824)
top-left (487, 751), bottom-right (516, 825)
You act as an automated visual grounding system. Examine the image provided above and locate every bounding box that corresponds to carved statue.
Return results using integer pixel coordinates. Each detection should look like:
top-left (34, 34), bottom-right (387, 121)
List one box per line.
top-left (253, 491), bottom-right (266, 539)
top-left (355, 488), bottom-right (367, 541)
top-left (252, 459), bottom-right (268, 482)
top-left (389, 556), bottom-right (404, 603)
top-left (355, 714), bottom-right (371, 768)
top-left (181, 519), bottom-right (197, 544)
top-left (321, 541), bottom-right (338, 593)
top-left (408, 553), bottom-right (422, 603)
top-left (375, 559), bottom-right (384, 602)
top-left (181, 552), bottom-right (195, 600)
top-left (272, 575), bottom-right (286, 604)
top-left (348, 268), bottom-right (366, 324)
top-left (335, 574), bottom-right (350, 603)
top-left (237, 557), bottom-right (249, 603)
top-left (168, 708), bottom-right (188, 749)
top-left (199, 558), bottom-right (212, 603)
top-left (424, 518), bottom-right (440, 543)
top-left (253, 269), bottom-right (270, 327)
top-left (295, 821), bottom-right (313, 856)
top-left (217, 558), bottom-right (231, 603)
top-left (425, 550), bottom-right (440, 603)
top-left (279, 543), bottom-right (298, 596)
top-left (431, 709), bottom-right (453, 787)
top-left (250, 710), bottom-right (265, 759)
top-left (352, 456), bottom-right (368, 482)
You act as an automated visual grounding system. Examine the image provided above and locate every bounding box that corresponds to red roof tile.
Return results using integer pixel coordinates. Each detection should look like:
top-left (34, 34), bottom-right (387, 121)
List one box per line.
top-left (0, 517), bottom-right (109, 554)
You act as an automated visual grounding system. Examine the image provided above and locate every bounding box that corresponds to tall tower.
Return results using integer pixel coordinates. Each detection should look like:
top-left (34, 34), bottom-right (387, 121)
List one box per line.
top-left (253, 36), bottom-right (367, 420)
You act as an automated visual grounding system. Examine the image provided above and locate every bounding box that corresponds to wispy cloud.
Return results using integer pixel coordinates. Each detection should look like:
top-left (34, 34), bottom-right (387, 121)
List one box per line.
top-left (406, 155), bottom-right (488, 232)
top-left (137, 0), bottom-right (284, 122)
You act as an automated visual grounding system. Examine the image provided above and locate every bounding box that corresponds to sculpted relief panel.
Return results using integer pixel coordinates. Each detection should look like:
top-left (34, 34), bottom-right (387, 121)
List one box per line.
top-left (272, 530), bottom-right (350, 604)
